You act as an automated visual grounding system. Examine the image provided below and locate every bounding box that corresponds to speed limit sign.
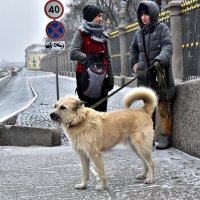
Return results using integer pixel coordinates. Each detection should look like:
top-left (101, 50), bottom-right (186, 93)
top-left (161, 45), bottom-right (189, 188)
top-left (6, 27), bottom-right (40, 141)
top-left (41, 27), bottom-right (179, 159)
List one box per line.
top-left (44, 0), bottom-right (64, 20)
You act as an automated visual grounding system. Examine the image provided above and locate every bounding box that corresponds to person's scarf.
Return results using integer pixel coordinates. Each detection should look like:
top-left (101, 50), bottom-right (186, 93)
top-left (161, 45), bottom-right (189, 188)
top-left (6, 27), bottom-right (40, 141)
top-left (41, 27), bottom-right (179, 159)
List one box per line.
top-left (83, 21), bottom-right (107, 42)
top-left (142, 20), bottom-right (160, 34)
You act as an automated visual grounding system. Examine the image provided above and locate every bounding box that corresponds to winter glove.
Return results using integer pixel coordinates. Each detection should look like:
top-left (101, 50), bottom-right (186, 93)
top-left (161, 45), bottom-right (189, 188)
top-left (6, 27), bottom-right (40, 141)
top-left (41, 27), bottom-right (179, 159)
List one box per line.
top-left (86, 52), bottom-right (104, 63)
top-left (106, 65), bottom-right (114, 91)
top-left (152, 60), bottom-right (165, 78)
top-left (107, 80), bottom-right (114, 91)
top-left (153, 60), bottom-right (168, 99)
top-left (153, 60), bottom-right (162, 68)
top-left (152, 60), bottom-right (162, 74)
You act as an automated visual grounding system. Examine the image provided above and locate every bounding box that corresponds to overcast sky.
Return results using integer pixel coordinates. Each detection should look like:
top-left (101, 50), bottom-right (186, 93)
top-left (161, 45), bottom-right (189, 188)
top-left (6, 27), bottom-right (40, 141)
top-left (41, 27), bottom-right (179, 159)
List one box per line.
top-left (0, 0), bottom-right (68, 63)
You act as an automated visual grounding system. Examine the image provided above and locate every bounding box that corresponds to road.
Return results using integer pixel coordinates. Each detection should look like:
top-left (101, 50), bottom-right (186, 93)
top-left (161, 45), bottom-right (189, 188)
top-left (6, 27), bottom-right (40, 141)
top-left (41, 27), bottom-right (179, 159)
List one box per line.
top-left (0, 69), bottom-right (53, 122)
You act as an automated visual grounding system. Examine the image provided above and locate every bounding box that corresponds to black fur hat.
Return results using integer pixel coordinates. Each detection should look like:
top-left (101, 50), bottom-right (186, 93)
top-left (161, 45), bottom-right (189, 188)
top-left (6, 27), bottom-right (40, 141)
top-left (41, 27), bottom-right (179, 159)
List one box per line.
top-left (138, 4), bottom-right (149, 16)
top-left (83, 5), bottom-right (103, 22)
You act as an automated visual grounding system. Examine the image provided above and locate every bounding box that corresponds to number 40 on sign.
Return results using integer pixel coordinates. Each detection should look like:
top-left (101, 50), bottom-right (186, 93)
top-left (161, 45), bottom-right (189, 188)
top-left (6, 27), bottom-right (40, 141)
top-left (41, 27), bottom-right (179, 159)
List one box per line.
top-left (44, 0), bottom-right (64, 20)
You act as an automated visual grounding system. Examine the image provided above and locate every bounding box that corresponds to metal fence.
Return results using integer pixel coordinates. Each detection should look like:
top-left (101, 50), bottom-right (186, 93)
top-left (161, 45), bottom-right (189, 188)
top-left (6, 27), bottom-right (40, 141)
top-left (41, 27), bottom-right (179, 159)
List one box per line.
top-left (108, 23), bottom-right (139, 77)
top-left (181, 1), bottom-right (200, 81)
top-left (40, 0), bottom-right (200, 82)
top-left (109, 35), bottom-right (121, 76)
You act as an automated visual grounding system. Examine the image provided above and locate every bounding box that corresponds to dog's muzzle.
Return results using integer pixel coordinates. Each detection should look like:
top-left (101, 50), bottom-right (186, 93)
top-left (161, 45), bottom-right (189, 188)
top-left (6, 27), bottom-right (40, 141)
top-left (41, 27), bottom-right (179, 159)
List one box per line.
top-left (50, 112), bottom-right (60, 122)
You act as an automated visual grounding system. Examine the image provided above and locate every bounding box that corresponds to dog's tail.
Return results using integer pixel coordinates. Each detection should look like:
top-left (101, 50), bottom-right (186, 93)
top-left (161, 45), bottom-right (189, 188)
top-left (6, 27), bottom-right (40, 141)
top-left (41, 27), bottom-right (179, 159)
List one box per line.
top-left (123, 87), bottom-right (158, 114)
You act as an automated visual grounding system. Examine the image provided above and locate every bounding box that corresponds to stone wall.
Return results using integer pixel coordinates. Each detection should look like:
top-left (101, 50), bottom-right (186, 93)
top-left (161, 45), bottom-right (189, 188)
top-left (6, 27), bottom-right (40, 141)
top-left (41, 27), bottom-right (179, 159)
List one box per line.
top-left (155, 79), bottom-right (200, 158)
top-left (172, 79), bottom-right (200, 157)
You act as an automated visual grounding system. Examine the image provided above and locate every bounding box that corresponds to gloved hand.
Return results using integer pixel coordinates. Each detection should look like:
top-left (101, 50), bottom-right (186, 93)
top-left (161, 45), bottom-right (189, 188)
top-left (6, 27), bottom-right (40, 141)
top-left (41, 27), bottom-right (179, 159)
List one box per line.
top-left (86, 54), bottom-right (96, 64)
top-left (152, 60), bottom-right (162, 71)
top-left (86, 52), bottom-right (104, 63)
top-left (105, 76), bottom-right (114, 91)
top-left (97, 51), bottom-right (104, 62)
top-left (108, 84), bottom-right (114, 91)
top-left (153, 60), bottom-right (167, 94)
top-left (106, 65), bottom-right (114, 91)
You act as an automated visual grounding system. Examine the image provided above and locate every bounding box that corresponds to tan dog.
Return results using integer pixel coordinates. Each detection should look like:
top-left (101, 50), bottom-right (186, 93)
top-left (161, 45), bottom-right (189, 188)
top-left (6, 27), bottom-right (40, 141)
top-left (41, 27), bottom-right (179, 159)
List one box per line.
top-left (50, 87), bottom-right (158, 191)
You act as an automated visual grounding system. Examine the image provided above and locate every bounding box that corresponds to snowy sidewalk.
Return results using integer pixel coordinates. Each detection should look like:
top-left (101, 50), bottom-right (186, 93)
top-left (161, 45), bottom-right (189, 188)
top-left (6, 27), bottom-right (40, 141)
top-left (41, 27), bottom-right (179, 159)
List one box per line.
top-left (0, 144), bottom-right (200, 200)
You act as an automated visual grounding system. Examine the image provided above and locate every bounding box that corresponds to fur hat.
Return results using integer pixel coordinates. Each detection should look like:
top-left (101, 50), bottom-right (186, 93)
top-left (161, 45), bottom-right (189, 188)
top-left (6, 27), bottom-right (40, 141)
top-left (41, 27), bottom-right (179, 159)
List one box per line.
top-left (138, 4), bottom-right (149, 16)
top-left (83, 5), bottom-right (103, 22)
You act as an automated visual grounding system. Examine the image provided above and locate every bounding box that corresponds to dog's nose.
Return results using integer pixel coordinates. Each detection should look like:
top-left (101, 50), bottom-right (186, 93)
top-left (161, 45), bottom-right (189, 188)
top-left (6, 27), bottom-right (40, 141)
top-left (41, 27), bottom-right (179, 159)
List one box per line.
top-left (50, 112), bottom-right (60, 121)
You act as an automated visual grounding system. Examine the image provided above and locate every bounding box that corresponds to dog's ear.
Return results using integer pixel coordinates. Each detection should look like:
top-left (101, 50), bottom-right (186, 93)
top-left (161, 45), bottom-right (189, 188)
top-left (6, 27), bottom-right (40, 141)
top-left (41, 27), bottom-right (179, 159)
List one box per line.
top-left (72, 100), bottom-right (85, 111)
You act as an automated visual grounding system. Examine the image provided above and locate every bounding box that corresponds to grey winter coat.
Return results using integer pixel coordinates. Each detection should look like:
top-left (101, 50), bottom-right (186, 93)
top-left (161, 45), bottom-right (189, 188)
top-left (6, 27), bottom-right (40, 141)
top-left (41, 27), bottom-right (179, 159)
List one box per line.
top-left (69, 23), bottom-right (114, 90)
top-left (130, 1), bottom-right (175, 100)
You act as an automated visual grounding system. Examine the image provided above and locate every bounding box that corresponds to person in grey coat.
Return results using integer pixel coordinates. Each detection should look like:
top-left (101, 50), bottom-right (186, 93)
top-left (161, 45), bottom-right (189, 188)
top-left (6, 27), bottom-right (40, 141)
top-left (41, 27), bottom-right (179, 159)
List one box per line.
top-left (130, 0), bottom-right (175, 150)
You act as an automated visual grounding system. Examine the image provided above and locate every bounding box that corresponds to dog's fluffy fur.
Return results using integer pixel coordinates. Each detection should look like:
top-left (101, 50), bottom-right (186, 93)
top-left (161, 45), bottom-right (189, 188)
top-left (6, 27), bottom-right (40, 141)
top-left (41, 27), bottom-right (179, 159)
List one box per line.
top-left (50, 87), bottom-right (158, 191)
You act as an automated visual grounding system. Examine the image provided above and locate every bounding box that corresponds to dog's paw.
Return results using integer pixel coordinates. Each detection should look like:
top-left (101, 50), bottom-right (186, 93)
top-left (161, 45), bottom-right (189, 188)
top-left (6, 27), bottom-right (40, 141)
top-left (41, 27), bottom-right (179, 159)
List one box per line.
top-left (144, 178), bottom-right (154, 184)
top-left (136, 173), bottom-right (146, 180)
top-left (75, 183), bottom-right (87, 190)
top-left (95, 184), bottom-right (105, 191)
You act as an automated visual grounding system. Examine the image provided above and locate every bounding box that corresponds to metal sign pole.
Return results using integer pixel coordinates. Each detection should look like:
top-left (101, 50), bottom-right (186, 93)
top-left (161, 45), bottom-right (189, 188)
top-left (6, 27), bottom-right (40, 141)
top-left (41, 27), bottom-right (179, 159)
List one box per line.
top-left (55, 51), bottom-right (59, 100)
top-left (44, 0), bottom-right (64, 101)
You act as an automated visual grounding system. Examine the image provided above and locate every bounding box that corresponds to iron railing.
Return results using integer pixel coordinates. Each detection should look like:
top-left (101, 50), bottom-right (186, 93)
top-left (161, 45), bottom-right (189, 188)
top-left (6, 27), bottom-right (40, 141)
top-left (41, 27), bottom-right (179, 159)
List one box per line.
top-left (181, 0), bottom-right (200, 81)
top-left (40, 0), bottom-right (200, 82)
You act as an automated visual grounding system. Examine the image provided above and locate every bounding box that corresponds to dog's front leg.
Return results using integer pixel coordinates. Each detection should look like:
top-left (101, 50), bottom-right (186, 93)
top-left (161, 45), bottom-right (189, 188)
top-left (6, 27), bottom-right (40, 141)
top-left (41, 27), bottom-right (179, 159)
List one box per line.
top-left (89, 152), bottom-right (106, 191)
top-left (75, 150), bottom-right (90, 190)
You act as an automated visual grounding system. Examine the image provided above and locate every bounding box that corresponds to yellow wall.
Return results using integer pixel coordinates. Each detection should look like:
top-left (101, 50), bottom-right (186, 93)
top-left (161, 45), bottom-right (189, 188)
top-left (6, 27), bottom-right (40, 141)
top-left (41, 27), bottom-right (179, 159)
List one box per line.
top-left (27, 53), bottom-right (46, 69)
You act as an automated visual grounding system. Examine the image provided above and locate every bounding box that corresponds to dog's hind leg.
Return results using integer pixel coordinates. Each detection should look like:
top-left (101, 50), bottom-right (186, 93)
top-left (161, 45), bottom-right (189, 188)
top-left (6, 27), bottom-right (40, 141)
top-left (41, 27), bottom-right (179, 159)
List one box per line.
top-left (130, 133), bottom-right (154, 184)
top-left (142, 154), bottom-right (154, 184)
top-left (129, 139), bottom-right (148, 180)
top-left (75, 150), bottom-right (90, 190)
top-left (89, 152), bottom-right (106, 191)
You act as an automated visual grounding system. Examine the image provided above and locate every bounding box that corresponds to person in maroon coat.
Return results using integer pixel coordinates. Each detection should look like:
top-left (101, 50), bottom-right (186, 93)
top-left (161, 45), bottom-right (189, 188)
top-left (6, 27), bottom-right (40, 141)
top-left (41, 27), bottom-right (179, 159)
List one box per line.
top-left (70, 5), bottom-right (114, 112)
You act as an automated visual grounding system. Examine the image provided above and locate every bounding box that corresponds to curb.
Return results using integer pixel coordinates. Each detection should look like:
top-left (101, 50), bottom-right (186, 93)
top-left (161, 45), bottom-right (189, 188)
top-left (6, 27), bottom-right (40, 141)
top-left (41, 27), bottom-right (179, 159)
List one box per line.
top-left (0, 123), bottom-right (61, 147)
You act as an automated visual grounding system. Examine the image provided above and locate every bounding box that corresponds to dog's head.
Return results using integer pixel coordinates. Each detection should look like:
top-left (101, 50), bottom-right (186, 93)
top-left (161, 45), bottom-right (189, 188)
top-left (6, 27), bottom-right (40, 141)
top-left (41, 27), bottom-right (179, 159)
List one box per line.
top-left (50, 96), bottom-right (85, 126)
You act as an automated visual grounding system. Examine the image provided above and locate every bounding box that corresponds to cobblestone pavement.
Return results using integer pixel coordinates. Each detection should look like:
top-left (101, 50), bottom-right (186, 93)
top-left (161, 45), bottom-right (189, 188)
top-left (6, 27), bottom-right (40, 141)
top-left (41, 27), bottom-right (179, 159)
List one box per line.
top-left (16, 74), bottom-right (138, 144)
top-left (1, 72), bottom-right (200, 200)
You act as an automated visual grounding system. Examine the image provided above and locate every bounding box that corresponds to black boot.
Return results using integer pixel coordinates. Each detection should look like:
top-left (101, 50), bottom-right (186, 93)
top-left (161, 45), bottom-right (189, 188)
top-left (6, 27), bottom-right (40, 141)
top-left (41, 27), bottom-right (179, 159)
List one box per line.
top-left (156, 134), bottom-right (171, 150)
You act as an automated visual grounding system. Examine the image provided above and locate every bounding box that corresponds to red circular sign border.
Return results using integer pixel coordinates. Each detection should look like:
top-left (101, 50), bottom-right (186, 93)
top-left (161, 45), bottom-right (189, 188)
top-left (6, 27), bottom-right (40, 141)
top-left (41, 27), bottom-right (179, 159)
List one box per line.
top-left (44, 0), bottom-right (64, 20)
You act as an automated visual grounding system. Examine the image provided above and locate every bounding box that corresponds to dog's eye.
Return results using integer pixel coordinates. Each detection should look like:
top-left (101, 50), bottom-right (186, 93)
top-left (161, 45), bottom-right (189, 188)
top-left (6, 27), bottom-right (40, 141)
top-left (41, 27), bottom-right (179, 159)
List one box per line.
top-left (60, 105), bottom-right (66, 110)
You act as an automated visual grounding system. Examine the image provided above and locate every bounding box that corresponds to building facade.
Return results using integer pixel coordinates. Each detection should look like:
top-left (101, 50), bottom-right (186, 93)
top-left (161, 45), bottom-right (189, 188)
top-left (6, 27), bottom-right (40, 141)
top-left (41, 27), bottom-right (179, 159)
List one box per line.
top-left (25, 44), bottom-right (46, 70)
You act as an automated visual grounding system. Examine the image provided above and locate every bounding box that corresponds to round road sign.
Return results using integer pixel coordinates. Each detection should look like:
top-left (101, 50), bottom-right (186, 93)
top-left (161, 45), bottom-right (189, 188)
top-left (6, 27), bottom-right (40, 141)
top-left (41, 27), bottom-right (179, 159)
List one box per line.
top-left (46, 21), bottom-right (65, 40)
top-left (44, 0), bottom-right (64, 20)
